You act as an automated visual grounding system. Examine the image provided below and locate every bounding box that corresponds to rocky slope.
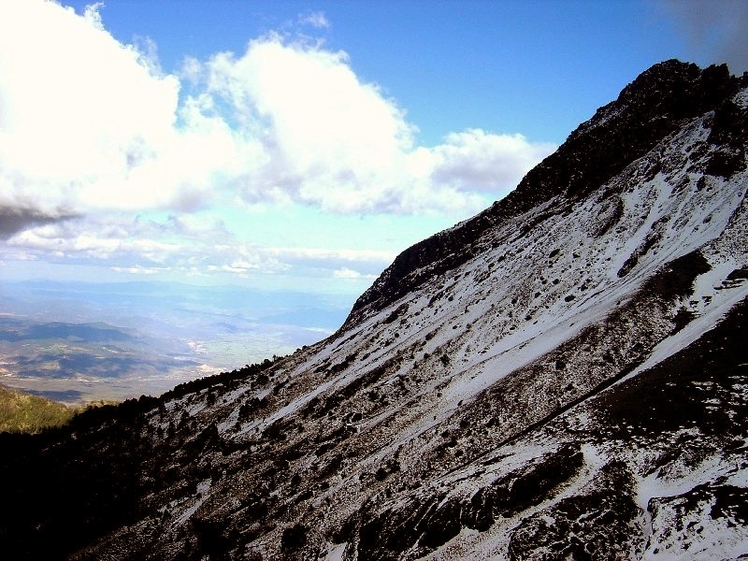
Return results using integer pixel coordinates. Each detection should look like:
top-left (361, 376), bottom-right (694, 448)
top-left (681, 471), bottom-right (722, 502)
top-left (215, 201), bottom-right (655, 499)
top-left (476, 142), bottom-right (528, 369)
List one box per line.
top-left (1, 60), bottom-right (748, 560)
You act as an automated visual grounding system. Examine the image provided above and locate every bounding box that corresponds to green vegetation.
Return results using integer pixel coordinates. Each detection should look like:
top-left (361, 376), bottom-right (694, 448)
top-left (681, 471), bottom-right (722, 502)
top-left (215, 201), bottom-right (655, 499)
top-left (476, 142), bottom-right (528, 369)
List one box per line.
top-left (0, 385), bottom-right (83, 434)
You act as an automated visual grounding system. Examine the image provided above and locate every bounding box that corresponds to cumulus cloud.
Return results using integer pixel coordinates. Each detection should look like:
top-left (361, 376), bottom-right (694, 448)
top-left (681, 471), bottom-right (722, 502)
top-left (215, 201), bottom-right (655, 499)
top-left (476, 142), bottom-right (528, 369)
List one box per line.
top-left (0, 0), bottom-right (183, 214)
top-left (414, 130), bottom-right (556, 194)
top-left (194, 34), bottom-right (421, 212)
top-left (191, 36), bottom-right (555, 214)
top-left (658, 0), bottom-right (748, 73)
top-left (0, 1), bottom-right (555, 280)
top-left (0, 1), bottom-right (553, 221)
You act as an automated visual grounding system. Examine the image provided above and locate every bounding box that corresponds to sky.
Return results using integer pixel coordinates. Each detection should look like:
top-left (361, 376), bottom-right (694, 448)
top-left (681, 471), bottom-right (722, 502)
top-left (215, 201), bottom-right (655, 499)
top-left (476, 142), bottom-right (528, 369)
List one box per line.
top-left (1, 0), bottom-right (747, 300)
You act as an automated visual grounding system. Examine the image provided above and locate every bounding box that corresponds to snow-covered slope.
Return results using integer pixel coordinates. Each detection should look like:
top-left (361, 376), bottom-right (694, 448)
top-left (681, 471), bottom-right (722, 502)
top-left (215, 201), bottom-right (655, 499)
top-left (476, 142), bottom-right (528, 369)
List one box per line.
top-left (2, 60), bottom-right (747, 561)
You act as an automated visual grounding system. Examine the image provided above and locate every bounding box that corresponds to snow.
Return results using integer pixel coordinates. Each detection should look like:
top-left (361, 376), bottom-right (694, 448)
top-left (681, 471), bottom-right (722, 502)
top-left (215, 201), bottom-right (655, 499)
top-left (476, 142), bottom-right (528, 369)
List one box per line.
top-left (252, 118), bottom-right (748, 472)
top-left (323, 543), bottom-right (347, 561)
top-left (362, 112), bottom-right (748, 560)
top-left (635, 448), bottom-right (748, 560)
top-left (734, 86), bottom-right (748, 110)
top-left (173, 478), bottom-right (212, 527)
top-left (616, 275), bottom-right (748, 388)
top-left (423, 144), bottom-right (745, 422)
top-left (420, 441), bottom-right (610, 561)
top-left (642, 493), bottom-right (748, 560)
top-left (727, 467), bottom-right (748, 487)
top-left (186, 398), bottom-right (207, 417)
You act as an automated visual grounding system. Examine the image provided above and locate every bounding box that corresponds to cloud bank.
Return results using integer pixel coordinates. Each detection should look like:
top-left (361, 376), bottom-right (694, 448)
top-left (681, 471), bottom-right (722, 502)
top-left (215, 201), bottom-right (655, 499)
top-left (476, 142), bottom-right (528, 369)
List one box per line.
top-left (0, 1), bottom-right (555, 284)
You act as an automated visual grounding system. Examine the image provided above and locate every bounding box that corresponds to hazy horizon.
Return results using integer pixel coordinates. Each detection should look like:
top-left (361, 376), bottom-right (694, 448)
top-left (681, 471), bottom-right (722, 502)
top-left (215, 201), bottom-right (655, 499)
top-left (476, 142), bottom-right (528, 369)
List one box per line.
top-left (0, 279), bottom-right (351, 403)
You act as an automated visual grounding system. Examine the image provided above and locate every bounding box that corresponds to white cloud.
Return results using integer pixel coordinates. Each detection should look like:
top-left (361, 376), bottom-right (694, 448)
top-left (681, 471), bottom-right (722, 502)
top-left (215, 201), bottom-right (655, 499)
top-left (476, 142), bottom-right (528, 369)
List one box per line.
top-left (420, 130), bottom-right (556, 194)
top-left (298, 11), bottom-right (331, 30)
top-left (333, 267), bottom-right (376, 280)
top-left (197, 34), bottom-right (418, 211)
top-left (0, 1), bottom-right (557, 283)
top-left (0, 0), bottom-right (182, 213)
top-left (192, 34), bottom-right (555, 214)
top-left (0, 2), bottom-right (554, 221)
top-left (3, 210), bottom-right (394, 283)
top-left (110, 265), bottom-right (162, 275)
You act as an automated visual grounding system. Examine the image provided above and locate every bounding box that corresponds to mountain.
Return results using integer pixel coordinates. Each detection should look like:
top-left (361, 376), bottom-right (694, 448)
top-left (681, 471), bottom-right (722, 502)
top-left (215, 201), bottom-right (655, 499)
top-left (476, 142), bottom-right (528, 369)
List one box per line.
top-left (1, 59), bottom-right (747, 560)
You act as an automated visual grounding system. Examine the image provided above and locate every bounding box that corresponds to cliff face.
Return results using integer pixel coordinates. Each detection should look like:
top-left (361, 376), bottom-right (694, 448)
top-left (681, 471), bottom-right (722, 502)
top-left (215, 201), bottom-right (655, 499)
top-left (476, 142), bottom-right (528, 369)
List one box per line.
top-left (2, 60), bottom-right (748, 561)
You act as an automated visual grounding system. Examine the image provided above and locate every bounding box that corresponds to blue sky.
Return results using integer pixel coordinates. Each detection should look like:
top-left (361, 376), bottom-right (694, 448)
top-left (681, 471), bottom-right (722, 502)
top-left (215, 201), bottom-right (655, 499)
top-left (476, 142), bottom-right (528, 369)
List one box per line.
top-left (1, 0), bottom-right (746, 299)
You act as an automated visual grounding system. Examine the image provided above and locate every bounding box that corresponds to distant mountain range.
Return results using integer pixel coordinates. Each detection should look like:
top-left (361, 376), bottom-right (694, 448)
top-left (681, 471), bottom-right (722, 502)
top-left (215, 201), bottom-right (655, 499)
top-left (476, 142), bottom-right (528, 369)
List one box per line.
top-left (0, 318), bottom-right (136, 342)
top-left (0, 281), bottom-right (350, 403)
top-left (1, 60), bottom-right (747, 560)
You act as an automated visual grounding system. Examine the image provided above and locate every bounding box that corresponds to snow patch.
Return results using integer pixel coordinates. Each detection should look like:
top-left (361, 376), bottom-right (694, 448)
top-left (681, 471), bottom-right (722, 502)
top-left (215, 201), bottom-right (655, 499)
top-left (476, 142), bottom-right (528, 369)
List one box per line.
top-left (174, 478), bottom-right (212, 527)
top-left (323, 542), bottom-right (347, 561)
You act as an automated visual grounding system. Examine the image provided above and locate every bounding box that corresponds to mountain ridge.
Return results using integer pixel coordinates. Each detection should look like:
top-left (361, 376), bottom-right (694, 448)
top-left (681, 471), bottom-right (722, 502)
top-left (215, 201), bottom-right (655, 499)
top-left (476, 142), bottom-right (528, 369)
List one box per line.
top-left (1, 59), bottom-right (748, 560)
top-left (345, 60), bottom-right (746, 329)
